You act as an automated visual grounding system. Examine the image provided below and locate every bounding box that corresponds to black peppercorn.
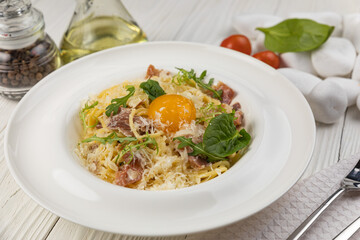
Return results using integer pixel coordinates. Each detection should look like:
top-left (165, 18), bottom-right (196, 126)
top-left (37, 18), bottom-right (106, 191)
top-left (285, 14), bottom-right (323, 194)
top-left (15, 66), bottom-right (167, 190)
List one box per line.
top-left (35, 72), bottom-right (43, 81)
top-left (0, 37), bottom-right (61, 91)
top-left (7, 71), bottom-right (15, 80)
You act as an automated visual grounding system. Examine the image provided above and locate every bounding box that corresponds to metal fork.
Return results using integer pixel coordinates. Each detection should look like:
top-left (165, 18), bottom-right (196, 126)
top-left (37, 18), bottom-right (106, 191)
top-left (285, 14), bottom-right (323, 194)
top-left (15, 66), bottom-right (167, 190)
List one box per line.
top-left (287, 160), bottom-right (360, 240)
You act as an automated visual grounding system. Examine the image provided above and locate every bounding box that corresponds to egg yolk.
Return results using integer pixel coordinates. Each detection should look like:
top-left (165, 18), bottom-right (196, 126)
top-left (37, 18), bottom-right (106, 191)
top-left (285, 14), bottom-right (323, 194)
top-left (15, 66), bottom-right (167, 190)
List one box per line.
top-left (148, 94), bottom-right (196, 132)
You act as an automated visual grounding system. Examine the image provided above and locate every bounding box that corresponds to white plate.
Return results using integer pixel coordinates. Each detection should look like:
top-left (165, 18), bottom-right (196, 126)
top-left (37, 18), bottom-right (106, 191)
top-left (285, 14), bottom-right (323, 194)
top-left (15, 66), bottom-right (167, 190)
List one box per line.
top-left (5, 42), bottom-right (315, 236)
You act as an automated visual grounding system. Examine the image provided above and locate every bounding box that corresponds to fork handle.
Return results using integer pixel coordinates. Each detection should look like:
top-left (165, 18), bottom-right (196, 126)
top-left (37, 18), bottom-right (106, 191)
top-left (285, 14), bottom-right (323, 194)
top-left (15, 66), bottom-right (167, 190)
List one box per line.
top-left (287, 187), bottom-right (346, 240)
top-left (333, 216), bottom-right (360, 240)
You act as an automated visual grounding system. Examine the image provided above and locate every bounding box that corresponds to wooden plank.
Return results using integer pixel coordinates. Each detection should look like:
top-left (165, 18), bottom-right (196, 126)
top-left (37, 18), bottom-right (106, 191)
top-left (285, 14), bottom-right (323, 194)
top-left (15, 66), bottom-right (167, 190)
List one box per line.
top-left (0, 98), bottom-right (17, 130)
top-left (46, 218), bottom-right (186, 240)
top-left (123, 0), bottom-right (205, 41)
top-left (274, 0), bottom-right (360, 15)
top-left (340, 106), bottom-right (360, 159)
top-left (301, 117), bottom-right (345, 178)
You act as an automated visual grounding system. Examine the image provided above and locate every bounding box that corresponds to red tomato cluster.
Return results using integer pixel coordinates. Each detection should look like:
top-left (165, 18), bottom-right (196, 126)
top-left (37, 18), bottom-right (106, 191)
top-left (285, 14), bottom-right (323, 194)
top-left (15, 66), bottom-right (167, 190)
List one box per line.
top-left (220, 34), bottom-right (280, 69)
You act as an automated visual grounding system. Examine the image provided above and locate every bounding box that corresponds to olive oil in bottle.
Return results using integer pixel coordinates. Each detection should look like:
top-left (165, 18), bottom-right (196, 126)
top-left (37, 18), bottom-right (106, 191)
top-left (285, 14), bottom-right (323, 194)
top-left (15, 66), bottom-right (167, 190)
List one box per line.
top-left (60, 0), bottom-right (147, 64)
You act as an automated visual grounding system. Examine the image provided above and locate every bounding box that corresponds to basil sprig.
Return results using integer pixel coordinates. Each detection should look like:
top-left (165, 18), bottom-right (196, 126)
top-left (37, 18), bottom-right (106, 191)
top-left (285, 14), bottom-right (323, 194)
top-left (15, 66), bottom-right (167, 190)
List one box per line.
top-left (256, 18), bottom-right (334, 53)
top-left (140, 79), bottom-right (166, 101)
top-left (174, 113), bottom-right (251, 162)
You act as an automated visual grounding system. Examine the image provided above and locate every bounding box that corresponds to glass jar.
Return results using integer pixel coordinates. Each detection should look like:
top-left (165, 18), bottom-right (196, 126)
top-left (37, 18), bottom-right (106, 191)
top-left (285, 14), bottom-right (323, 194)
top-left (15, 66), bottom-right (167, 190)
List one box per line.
top-left (0, 0), bottom-right (61, 99)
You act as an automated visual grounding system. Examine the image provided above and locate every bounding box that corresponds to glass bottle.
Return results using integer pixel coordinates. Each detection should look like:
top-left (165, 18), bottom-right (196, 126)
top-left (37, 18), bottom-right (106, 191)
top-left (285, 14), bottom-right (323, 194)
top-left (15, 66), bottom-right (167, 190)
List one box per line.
top-left (60, 0), bottom-right (147, 64)
top-left (0, 0), bottom-right (61, 100)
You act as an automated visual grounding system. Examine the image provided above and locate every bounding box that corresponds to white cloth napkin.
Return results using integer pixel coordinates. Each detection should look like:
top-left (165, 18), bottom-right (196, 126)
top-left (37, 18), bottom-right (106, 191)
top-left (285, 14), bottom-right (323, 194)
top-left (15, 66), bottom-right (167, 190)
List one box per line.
top-left (187, 154), bottom-right (360, 240)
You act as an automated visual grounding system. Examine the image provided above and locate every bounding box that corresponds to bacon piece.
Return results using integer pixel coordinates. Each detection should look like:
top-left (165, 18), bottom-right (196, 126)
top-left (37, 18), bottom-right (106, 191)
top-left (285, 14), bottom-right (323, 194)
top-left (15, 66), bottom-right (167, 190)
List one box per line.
top-left (184, 138), bottom-right (208, 169)
top-left (214, 82), bottom-right (235, 105)
top-left (232, 102), bottom-right (241, 111)
top-left (173, 126), bottom-right (208, 169)
top-left (175, 141), bottom-right (208, 169)
top-left (114, 155), bottom-right (143, 187)
top-left (234, 110), bottom-right (244, 127)
top-left (145, 64), bottom-right (161, 78)
top-left (95, 122), bottom-right (103, 129)
top-left (107, 107), bottom-right (150, 136)
top-left (232, 102), bottom-right (244, 127)
top-left (188, 156), bottom-right (208, 169)
top-left (107, 107), bottom-right (133, 136)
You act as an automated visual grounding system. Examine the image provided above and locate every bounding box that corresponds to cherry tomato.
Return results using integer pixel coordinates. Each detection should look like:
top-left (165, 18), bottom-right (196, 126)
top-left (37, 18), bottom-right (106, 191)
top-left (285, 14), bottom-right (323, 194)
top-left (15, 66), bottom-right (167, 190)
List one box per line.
top-left (220, 34), bottom-right (252, 55)
top-left (252, 51), bottom-right (280, 69)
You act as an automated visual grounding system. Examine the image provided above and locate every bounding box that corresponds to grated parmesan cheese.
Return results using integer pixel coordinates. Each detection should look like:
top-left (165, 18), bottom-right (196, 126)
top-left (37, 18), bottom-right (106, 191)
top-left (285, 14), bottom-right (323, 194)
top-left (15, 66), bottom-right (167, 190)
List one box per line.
top-left (76, 67), bottom-right (244, 190)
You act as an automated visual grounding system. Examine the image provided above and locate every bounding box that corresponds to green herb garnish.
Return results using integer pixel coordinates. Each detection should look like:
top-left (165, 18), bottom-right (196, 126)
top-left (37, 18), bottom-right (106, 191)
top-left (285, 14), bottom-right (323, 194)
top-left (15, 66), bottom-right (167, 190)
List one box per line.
top-left (140, 79), bottom-right (166, 101)
top-left (82, 132), bottom-right (137, 144)
top-left (256, 18), bottom-right (334, 53)
top-left (105, 85), bottom-right (135, 116)
top-left (174, 137), bottom-right (224, 161)
top-left (196, 102), bottom-right (227, 124)
top-left (174, 113), bottom-right (251, 162)
top-left (80, 101), bottom-right (99, 130)
top-left (174, 68), bottom-right (222, 100)
top-left (82, 132), bottom-right (158, 165)
top-left (118, 134), bottom-right (159, 164)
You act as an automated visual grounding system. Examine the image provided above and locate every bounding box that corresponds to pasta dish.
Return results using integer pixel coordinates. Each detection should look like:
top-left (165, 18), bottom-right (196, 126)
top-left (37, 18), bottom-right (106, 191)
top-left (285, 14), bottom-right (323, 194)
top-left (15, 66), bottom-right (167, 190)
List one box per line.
top-left (75, 65), bottom-right (251, 190)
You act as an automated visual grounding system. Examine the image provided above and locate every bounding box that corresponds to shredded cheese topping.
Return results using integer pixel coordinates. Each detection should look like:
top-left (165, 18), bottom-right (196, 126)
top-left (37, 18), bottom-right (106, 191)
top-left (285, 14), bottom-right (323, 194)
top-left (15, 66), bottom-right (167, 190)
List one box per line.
top-left (75, 69), bottom-right (244, 190)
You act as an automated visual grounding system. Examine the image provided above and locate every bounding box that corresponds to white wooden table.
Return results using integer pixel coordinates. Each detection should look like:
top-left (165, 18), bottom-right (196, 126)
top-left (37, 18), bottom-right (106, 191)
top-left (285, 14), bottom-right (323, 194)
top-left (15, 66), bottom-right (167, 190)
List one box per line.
top-left (1, 0), bottom-right (360, 239)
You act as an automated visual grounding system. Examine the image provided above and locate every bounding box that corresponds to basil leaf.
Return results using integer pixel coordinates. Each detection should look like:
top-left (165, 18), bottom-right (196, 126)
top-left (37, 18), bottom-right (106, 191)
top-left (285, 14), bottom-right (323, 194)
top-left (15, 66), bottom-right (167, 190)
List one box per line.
top-left (105, 85), bottom-right (135, 116)
top-left (174, 113), bottom-right (251, 162)
top-left (256, 18), bottom-right (334, 53)
top-left (140, 79), bottom-right (166, 101)
top-left (203, 113), bottom-right (251, 157)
